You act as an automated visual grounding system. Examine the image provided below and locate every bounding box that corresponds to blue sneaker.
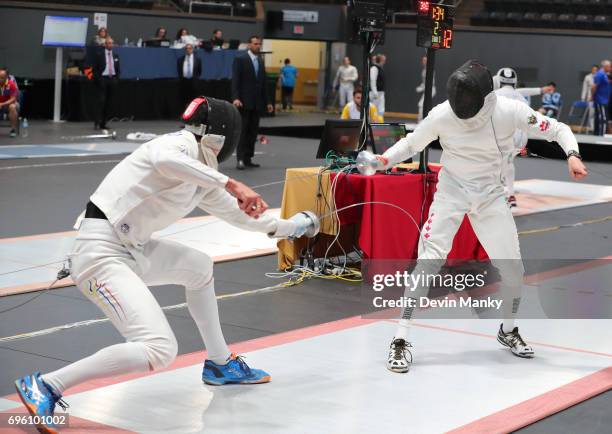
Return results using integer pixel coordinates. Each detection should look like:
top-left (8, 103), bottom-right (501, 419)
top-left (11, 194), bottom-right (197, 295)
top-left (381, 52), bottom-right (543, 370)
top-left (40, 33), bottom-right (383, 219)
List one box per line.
top-left (202, 353), bottom-right (271, 385)
top-left (14, 372), bottom-right (68, 434)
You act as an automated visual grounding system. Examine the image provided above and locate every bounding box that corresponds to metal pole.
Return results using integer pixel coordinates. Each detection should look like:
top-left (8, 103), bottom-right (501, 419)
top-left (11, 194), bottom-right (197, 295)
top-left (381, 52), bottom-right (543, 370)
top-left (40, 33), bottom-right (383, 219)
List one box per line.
top-left (417, 47), bottom-right (436, 172)
top-left (53, 47), bottom-right (63, 122)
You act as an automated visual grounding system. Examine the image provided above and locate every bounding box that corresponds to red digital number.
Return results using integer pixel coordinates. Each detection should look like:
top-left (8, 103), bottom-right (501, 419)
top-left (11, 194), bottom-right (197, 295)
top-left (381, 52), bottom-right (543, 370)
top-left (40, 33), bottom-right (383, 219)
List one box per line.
top-left (443, 29), bottom-right (453, 48)
top-left (418, 1), bottom-right (430, 14)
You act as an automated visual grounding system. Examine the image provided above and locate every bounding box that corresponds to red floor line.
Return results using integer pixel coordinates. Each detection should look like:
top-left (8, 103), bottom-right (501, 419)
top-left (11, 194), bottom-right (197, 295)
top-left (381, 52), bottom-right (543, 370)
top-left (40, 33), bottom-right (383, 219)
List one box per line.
top-left (2, 314), bottom-right (377, 402)
top-left (447, 366), bottom-right (612, 434)
top-left (382, 319), bottom-right (612, 358)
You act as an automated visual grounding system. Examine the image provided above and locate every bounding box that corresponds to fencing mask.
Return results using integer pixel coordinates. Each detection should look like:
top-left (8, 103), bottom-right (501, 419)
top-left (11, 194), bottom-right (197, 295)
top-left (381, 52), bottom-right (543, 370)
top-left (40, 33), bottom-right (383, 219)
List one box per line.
top-left (447, 60), bottom-right (493, 119)
top-left (496, 67), bottom-right (518, 88)
top-left (181, 96), bottom-right (242, 162)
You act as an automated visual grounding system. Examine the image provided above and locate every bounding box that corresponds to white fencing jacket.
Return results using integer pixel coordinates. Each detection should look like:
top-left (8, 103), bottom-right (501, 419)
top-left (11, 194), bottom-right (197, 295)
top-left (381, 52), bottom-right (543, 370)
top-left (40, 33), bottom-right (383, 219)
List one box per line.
top-left (83, 130), bottom-right (294, 248)
top-left (383, 92), bottom-right (579, 190)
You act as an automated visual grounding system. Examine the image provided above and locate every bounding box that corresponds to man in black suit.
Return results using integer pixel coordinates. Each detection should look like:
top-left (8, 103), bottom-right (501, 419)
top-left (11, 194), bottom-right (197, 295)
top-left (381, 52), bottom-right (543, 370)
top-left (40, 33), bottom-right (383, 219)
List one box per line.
top-left (177, 43), bottom-right (202, 108)
top-left (92, 37), bottom-right (120, 130)
top-left (231, 35), bottom-right (273, 169)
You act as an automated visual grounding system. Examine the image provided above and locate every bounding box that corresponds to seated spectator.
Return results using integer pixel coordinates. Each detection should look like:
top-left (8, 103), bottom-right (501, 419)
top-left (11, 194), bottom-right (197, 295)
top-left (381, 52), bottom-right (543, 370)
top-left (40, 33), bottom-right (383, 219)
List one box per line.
top-left (538, 82), bottom-right (562, 118)
top-left (173, 28), bottom-right (199, 49)
top-left (0, 67), bottom-right (20, 138)
top-left (153, 27), bottom-right (169, 42)
top-left (341, 88), bottom-right (383, 123)
top-left (211, 29), bottom-right (224, 49)
top-left (92, 27), bottom-right (108, 46)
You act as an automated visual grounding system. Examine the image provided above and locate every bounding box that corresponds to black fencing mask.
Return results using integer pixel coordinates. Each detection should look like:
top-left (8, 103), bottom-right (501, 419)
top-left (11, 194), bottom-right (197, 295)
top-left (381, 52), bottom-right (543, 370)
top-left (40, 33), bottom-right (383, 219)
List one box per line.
top-left (447, 60), bottom-right (493, 119)
top-left (181, 96), bottom-right (242, 162)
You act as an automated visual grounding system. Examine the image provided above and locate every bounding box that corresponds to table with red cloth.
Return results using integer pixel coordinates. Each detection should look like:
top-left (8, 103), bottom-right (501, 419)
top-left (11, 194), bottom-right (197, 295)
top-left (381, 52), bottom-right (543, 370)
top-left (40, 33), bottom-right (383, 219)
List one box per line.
top-left (277, 165), bottom-right (488, 270)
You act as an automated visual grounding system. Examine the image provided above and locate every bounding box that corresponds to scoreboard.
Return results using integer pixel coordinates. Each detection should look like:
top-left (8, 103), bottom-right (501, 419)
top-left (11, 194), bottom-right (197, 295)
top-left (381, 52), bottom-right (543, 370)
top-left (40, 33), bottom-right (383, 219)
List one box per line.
top-left (416, 1), bottom-right (455, 49)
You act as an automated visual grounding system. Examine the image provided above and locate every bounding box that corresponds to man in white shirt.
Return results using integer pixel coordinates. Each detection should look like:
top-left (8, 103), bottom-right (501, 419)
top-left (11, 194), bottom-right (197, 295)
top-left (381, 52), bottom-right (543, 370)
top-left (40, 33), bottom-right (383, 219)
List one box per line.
top-left (581, 64), bottom-right (599, 133)
top-left (416, 55), bottom-right (436, 122)
top-left (333, 56), bottom-right (359, 109)
top-left (359, 61), bottom-right (587, 373)
top-left (14, 97), bottom-right (318, 433)
top-left (370, 54), bottom-right (386, 116)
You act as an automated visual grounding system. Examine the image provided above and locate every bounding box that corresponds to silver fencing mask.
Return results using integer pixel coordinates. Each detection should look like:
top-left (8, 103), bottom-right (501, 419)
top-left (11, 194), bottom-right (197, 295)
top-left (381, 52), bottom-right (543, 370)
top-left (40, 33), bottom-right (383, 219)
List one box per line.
top-left (447, 60), bottom-right (493, 119)
top-left (181, 96), bottom-right (242, 162)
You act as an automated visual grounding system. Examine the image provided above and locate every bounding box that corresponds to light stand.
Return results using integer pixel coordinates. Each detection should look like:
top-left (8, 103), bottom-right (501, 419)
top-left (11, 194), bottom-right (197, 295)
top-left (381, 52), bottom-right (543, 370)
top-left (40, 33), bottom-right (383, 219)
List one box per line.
top-left (417, 47), bottom-right (435, 172)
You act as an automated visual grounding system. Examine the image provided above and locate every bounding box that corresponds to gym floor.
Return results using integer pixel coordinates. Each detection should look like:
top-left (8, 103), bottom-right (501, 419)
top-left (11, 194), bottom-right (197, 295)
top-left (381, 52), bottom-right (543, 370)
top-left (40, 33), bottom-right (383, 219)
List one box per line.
top-left (0, 119), bottom-right (610, 433)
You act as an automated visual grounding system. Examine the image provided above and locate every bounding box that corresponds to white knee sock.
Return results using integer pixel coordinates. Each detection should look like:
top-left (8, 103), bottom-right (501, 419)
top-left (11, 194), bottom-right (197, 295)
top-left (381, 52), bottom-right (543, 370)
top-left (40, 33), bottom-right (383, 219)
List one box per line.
top-left (186, 280), bottom-right (231, 365)
top-left (41, 341), bottom-right (150, 395)
top-left (394, 318), bottom-right (413, 341)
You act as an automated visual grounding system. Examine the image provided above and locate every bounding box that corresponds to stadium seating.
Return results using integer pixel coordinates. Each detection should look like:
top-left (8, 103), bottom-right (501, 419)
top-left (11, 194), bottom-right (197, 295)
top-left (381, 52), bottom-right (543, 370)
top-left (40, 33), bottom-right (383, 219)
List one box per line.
top-left (473, 0), bottom-right (612, 29)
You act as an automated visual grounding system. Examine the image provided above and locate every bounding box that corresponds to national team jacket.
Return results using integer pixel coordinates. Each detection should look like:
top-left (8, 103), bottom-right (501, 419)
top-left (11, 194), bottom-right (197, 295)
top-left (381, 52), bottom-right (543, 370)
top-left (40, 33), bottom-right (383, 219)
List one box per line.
top-left (84, 130), bottom-right (294, 248)
top-left (382, 93), bottom-right (579, 190)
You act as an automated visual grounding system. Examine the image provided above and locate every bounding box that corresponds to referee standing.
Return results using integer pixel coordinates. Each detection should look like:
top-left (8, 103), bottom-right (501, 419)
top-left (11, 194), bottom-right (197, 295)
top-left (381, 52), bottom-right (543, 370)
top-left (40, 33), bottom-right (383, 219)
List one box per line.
top-left (93, 37), bottom-right (120, 130)
top-left (592, 60), bottom-right (610, 136)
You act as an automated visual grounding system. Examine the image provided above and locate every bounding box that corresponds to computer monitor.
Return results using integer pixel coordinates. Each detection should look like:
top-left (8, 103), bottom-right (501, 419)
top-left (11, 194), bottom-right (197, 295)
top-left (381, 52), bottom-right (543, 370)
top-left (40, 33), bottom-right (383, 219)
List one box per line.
top-left (42, 16), bottom-right (89, 47)
top-left (370, 123), bottom-right (407, 154)
top-left (316, 120), bottom-right (362, 159)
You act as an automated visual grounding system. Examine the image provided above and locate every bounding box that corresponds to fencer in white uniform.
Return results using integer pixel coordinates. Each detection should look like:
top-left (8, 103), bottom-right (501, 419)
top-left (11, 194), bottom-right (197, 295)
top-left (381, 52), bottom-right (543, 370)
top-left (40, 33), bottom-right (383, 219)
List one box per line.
top-left (358, 61), bottom-right (587, 373)
top-left (15, 97), bottom-right (319, 432)
top-left (494, 68), bottom-right (551, 207)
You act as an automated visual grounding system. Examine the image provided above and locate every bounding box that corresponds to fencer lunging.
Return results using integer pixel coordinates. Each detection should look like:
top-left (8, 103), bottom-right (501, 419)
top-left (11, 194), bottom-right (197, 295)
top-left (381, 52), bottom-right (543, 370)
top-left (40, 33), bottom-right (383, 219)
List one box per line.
top-left (359, 61), bottom-right (587, 373)
top-left (14, 97), bottom-right (318, 433)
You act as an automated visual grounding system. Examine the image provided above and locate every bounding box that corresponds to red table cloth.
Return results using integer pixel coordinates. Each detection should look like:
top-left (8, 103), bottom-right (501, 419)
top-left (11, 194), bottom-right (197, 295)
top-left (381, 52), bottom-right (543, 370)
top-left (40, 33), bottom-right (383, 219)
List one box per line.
top-left (330, 166), bottom-right (489, 261)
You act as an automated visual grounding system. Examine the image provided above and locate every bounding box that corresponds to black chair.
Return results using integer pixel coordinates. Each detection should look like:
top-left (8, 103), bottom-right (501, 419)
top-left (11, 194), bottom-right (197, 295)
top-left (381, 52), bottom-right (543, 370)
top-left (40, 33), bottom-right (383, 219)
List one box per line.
top-left (523, 11), bottom-right (542, 26)
top-left (535, 0), bottom-right (555, 13)
top-left (575, 13), bottom-right (594, 27)
top-left (506, 11), bottom-right (524, 25)
top-left (540, 12), bottom-right (559, 26)
top-left (484, 0), bottom-right (504, 11)
top-left (471, 10), bottom-right (491, 26)
top-left (570, 0), bottom-right (588, 13)
top-left (593, 14), bottom-right (612, 29)
top-left (557, 12), bottom-right (576, 26)
top-left (552, 0), bottom-right (570, 13)
top-left (489, 11), bottom-right (508, 25)
top-left (587, 0), bottom-right (607, 15)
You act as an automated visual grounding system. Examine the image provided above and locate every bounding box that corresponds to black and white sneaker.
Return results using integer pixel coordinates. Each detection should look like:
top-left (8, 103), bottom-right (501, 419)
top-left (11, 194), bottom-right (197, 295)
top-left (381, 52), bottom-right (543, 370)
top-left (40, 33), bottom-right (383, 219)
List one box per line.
top-left (387, 338), bottom-right (413, 373)
top-left (497, 324), bottom-right (534, 358)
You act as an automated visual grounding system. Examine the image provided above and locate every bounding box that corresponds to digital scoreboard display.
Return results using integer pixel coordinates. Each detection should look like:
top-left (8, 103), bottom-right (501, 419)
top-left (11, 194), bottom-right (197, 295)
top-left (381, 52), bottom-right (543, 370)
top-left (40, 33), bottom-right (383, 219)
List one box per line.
top-left (416, 1), bottom-right (455, 49)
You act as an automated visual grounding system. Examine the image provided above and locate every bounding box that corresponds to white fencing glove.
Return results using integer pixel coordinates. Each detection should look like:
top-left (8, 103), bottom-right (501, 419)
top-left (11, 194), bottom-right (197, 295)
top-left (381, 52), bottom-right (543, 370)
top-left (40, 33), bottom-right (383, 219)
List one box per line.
top-left (356, 150), bottom-right (389, 176)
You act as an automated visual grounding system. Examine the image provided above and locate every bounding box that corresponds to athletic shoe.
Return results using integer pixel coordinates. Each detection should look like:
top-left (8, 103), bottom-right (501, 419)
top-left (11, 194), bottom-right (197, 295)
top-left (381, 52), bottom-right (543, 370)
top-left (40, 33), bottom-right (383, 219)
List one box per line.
top-left (387, 338), bottom-right (413, 373)
top-left (507, 195), bottom-right (517, 207)
top-left (202, 353), bottom-right (271, 385)
top-left (497, 324), bottom-right (534, 358)
top-left (14, 372), bottom-right (69, 434)
top-left (9, 129), bottom-right (17, 138)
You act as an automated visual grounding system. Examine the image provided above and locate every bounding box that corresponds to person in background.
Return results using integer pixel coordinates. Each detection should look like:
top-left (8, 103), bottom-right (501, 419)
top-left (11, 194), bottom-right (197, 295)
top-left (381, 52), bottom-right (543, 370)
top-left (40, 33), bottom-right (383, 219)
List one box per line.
top-left (231, 35), bottom-right (273, 170)
top-left (153, 27), bottom-right (169, 42)
top-left (92, 27), bottom-right (108, 46)
top-left (0, 67), bottom-right (19, 138)
top-left (333, 57), bottom-right (358, 110)
top-left (174, 28), bottom-right (198, 48)
top-left (370, 54), bottom-right (386, 117)
top-left (416, 55), bottom-right (436, 121)
top-left (581, 64), bottom-right (598, 133)
top-left (592, 59), bottom-right (611, 136)
top-left (92, 37), bottom-right (120, 130)
top-left (280, 58), bottom-right (298, 111)
top-left (211, 29), bottom-right (224, 49)
top-left (177, 44), bottom-right (202, 107)
top-left (538, 82), bottom-right (562, 118)
top-left (341, 88), bottom-right (383, 123)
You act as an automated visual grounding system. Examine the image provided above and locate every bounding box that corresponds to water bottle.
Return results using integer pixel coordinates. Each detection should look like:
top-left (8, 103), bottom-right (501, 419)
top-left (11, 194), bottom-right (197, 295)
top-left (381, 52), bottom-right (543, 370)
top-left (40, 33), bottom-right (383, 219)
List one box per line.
top-left (137, 38), bottom-right (143, 47)
top-left (21, 118), bottom-right (29, 138)
top-left (124, 37), bottom-right (129, 46)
